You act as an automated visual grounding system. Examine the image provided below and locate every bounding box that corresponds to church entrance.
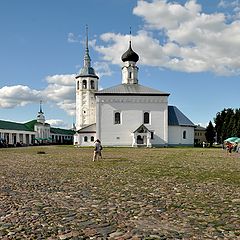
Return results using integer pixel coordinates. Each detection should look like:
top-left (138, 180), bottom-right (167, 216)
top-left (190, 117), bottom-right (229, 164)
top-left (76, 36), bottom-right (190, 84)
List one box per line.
top-left (137, 135), bottom-right (144, 144)
top-left (132, 124), bottom-right (152, 147)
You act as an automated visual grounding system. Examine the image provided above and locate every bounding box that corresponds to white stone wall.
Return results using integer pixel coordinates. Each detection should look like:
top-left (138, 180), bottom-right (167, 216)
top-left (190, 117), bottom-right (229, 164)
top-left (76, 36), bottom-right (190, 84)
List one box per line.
top-left (74, 132), bottom-right (96, 147)
top-left (168, 125), bottom-right (194, 146)
top-left (34, 124), bottom-right (50, 139)
top-left (96, 95), bottom-right (168, 146)
top-left (0, 129), bottom-right (35, 145)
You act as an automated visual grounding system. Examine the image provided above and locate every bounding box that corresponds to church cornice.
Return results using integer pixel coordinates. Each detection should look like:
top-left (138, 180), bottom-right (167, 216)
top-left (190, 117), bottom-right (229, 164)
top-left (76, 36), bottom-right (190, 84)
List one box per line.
top-left (75, 74), bottom-right (99, 79)
top-left (96, 97), bottom-right (168, 104)
top-left (95, 92), bottom-right (170, 96)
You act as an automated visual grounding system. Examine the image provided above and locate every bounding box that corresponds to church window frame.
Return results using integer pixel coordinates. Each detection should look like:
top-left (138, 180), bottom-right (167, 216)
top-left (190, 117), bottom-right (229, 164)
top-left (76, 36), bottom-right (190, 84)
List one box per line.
top-left (77, 81), bottom-right (80, 90)
top-left (183, 130), bottom-right (186, 139)
top-left (150, 131), bottom-right (154, 139)
top-left (82, 80), bottom-right (87, 89)
top-left (91, 136), bottom-right (94, 142)
top-left (114, 111), bottom-right (121, 125)
top-left (90, 80), bottom-right (95, 89)
top-left (143, 111), bottom-right (150, 124)
top-left (84, 136), bottom-right (88, 142)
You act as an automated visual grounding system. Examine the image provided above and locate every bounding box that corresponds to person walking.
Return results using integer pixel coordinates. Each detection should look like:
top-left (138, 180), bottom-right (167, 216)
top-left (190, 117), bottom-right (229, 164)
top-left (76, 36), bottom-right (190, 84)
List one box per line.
top-left (93, 139), bottom-right (102, 161)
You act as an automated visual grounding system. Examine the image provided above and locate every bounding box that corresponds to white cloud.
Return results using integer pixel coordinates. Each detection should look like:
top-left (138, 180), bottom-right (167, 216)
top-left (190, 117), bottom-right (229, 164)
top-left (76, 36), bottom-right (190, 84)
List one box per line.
top-left (46, 119), bottom-right (69, 128)
top-left (0, 75), bottom-right (76, 116)
top-left (45, 74), bottom-right (75, 86)
top-left (218, 0), bottom-right (240, 9)
top-left (133, 0), bottom-right (202, 30)
top-left (67, 32), bottom-right (80, 43)
top-left (93, 62), bottom-right (112, 78)
top-left (43, 74), bottom-right (76, 116)
top-left (0, 85), bottom-right (41, 108)
top-left (91, 0), bottom-right (240, 76)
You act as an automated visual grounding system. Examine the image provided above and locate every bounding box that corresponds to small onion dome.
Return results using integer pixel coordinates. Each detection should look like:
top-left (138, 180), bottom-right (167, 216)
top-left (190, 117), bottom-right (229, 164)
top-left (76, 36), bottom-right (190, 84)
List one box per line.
top-left (121, 41), bottom-right (139, 63)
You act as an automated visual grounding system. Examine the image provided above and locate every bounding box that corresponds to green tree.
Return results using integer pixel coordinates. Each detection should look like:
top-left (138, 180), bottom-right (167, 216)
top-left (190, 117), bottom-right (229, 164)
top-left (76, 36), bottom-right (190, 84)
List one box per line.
top-left (214, 108), bottom-right (240, 142)
top-left (214, 109), bottom-right (227, 143)
top-left (205, 121), bottom-right (215, 147)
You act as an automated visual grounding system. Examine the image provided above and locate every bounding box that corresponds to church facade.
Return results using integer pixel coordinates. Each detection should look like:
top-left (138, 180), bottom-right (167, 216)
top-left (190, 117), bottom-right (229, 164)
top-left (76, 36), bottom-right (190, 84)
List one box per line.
top-left (74, 36), bottom-right (195, 147)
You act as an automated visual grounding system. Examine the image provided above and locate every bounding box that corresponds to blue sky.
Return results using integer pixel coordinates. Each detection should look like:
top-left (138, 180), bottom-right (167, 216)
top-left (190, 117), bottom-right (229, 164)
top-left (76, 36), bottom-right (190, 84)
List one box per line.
top-left (0, 0), bottom-right (240, 128)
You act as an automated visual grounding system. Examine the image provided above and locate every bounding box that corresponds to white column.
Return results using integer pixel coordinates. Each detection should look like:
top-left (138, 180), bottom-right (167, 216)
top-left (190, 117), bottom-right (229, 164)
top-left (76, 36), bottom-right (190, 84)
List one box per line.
top-left (147, 132), bottom-right (152, 147)
top-left (131, 133), bottom-right (136, 147)
top-left (9, 133), bottom-right (13, 144)
top-left (16, 133), bottom-right (20, 143)
top-left (96, 98), bottom-right (101, 140)
top-left (23, 134), bottom-right (26, 144)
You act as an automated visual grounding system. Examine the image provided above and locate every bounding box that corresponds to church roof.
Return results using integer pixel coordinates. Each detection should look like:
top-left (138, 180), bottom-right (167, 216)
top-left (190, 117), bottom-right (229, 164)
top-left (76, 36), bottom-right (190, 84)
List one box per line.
top-left (168, 106), bottom-right (195, 127)
top-left (77, 123), bottom-right (96, 133)
top-left (121, 41), bottom-right (139, 63)
top-left (133, 124), bottom-right (151, 133)
top-left (96, 84), bottom-right (170, 96)
top-left (76, 67), bottom-right (99, 79)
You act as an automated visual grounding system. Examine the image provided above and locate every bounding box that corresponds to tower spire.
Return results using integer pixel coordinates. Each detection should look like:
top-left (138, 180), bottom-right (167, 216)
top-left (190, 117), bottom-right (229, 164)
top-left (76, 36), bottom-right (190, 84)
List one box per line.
top-left (84, 24), bottom-right (91, 68)
top-left (130, 26), bottom-right (132, 42)
top-left (39, 100), bottom-right (43, 113)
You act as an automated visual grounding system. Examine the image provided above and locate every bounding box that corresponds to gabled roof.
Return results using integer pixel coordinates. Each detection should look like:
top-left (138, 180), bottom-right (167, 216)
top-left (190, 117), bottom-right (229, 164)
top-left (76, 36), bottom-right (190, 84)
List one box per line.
top-left (24, 120), bottom-right (37, 131)
top-left (0, 120), bottom-right (35, 132)
top-left (95, 84), bottom-right (170, 96)
top-left (77, 123), bottom-right (96, 133)
top-left (133, 124), bottom-right (151, 133)
top-left (168, 106), bottom-right (195, 127)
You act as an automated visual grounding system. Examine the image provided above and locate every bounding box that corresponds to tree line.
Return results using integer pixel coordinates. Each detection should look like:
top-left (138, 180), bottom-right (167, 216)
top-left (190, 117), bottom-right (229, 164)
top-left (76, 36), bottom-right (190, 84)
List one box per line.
top-left (205, 108), bottom-right (240, 146)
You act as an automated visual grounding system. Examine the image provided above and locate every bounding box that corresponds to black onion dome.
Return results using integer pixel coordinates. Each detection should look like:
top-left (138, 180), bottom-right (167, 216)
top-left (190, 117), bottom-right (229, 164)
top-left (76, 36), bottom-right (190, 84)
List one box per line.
top-left (121, 41), bottom-right (139, 62)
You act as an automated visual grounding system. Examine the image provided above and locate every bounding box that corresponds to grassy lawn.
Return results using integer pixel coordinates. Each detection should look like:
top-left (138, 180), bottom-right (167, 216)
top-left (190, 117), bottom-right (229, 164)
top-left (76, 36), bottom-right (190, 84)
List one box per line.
top-left (0, 146), bottom-right (239, 239)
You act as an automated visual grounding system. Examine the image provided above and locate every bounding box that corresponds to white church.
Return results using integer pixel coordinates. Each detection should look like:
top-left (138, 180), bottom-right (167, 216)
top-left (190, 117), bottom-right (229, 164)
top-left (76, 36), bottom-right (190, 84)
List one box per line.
top-left (74, 33), bottom-right (195, 147)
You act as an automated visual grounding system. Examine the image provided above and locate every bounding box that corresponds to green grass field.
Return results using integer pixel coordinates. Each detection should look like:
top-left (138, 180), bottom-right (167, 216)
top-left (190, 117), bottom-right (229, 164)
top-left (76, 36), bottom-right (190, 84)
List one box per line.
top-left (0, 146), bottom-right (239, 239)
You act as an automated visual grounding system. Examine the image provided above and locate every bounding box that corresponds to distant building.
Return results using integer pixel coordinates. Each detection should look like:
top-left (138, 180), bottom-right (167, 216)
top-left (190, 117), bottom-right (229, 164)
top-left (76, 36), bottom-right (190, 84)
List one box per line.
top-left (194, 125), bottom-right (206, 146)
top-left (74, 29), bottom-right (195, 147)
top-left (0, 104), bottom-right (74, 146)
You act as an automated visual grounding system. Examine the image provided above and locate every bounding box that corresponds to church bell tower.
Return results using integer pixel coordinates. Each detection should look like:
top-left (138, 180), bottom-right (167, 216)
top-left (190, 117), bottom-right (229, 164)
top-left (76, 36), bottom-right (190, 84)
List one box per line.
top-left (75, 26), bottom-right (99, 130)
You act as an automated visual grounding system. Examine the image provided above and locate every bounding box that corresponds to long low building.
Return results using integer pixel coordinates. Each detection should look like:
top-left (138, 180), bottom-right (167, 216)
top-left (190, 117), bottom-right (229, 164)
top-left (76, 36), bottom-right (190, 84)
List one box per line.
top-left (0, 106), bottom-right (75, 147)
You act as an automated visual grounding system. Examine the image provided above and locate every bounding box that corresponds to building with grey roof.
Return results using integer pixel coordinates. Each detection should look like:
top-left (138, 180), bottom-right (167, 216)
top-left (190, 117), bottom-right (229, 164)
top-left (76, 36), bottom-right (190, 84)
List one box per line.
top-left (74, 36), bottom-right (195, 147)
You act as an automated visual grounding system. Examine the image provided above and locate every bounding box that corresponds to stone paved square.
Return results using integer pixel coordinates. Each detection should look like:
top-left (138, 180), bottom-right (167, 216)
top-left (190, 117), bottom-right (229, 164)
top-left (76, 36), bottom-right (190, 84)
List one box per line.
top-left (0, 146), bottom-right (239, 239)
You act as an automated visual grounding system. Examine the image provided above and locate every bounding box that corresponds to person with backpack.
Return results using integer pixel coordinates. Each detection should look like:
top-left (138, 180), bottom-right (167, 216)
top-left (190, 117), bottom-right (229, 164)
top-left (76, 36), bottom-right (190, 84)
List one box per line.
top-left (93, 139), bottom-right (103, 161)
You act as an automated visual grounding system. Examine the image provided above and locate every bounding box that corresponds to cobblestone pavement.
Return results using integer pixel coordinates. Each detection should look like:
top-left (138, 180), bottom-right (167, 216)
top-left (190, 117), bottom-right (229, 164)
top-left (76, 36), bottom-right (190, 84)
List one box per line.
top-left (0, 146), bottom-right (239, 239)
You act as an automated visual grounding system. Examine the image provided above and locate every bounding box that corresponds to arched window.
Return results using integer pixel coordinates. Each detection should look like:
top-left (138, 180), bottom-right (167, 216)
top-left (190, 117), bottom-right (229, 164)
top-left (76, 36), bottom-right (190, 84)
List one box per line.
top-left (82, 80), bottom-right (87, 89)
top-left (90, 80), bottom-right (95, 89)
top-left (183, 131), bottom-right (186, 139)
top-left (77, 81), bottom-right (80, 90)
top-left (84, 136), bottom-right (88, 142)
top-left (114, 112), bottom-right (121, 124)
top-left (91, 136), bottom-right (94, 142)
top-left (144, 112), bottom-right (150, 124)
top-left (129, 72), bottom-right (132, 79)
